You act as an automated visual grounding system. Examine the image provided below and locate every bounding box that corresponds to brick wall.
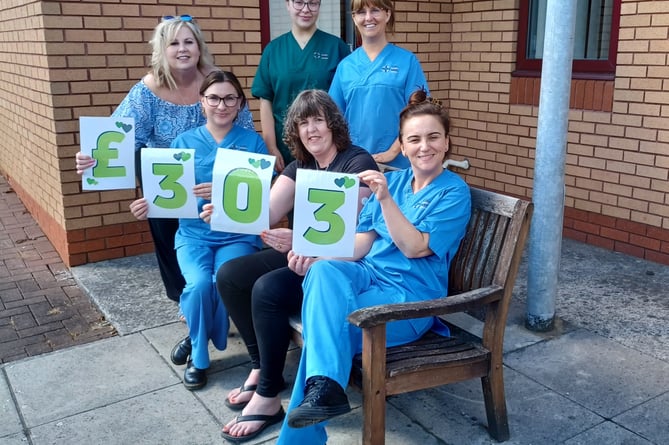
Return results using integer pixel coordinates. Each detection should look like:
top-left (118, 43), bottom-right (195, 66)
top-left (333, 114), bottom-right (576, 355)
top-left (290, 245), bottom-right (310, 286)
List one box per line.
top-left (1, 0), bottom-right (668, 267)
top-left (446, 0), bottom-right (669, 265)
top-left (0, 0), bottom-right (262, 266)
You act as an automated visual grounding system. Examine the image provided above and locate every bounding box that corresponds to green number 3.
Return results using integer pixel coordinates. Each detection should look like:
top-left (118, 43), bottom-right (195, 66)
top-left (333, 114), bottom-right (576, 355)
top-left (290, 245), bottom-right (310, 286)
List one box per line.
top-left (303, 188), bottom-right (345, 245)
top-left (152, 163), bottom-right (187, 209)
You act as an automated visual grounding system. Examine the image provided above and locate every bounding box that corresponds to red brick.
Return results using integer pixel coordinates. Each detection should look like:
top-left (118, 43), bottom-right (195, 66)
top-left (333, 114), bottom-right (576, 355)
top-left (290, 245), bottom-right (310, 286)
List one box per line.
top-left (588, 212), bottom-right (617, 228)
top-left (87, 247), bottom-right (125, 263)
top-left (564, 207), bottom-right (589, 222)
top-left (629, 233), bottom-right (661, 251)
top-left (106, 233), bottom-right (143, 248)
top-left (615, 219), bottom-right (648, 236)
top-left (644, 250), bottom-right (669, 266)
top-left (646, 225), bottom-right (669, 241)
top-left (600, 227), bottom-right (630, 243)
top-left (125, 243), bottom-right (155, 256)
top-left (614, 241), bottom-right (645, 258)
top-left (573, 220), bottom-right (600, 235)
top-left (586, 234), bottom-right (615, 250)
top-left (563, 228), bottom-right (587, 243)
top-left (68, 239), bottom-right (106, 254)
top-left (85, 225), bottom-right (123, 240)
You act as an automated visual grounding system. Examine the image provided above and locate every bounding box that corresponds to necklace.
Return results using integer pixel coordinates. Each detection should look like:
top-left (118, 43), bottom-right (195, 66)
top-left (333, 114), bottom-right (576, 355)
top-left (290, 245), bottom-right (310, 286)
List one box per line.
top-left (315, 151), bottom-right (337, 171)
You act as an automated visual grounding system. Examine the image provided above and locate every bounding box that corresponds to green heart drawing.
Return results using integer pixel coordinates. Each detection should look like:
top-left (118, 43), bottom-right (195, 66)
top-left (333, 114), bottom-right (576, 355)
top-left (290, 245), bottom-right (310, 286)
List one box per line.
top-left (181, 152), bottom-right (191, 161)
top-left (86, 178), bottom-right (98, 185)
top-left (334, 176), bottom-right (356, 189)
top-left (248, 158), bottom-right (261, 168)
top-left (173, 152), bottom-right (182, 161)
top-left (115, 121), bottom-right (133, 133)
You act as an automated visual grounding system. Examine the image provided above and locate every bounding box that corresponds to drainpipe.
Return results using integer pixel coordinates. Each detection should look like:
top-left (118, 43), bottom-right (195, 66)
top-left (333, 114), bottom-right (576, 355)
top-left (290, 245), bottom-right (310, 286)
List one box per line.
top-left (526, 0), bottom-right (578, 331)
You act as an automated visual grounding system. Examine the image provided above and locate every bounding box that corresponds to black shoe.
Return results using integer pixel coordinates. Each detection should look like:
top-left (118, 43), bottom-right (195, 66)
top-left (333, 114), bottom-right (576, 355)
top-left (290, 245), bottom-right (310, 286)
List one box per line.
top-left (183, 360), bottom-right (207, 390)
top-left (287, 376), bottom-right (351, 428)
top-left (170, 336), bottom-right (191, 366)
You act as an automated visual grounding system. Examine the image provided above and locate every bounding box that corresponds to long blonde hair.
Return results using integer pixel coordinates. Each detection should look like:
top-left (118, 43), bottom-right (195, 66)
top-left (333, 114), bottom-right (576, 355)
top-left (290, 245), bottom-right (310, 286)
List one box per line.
top-left (149, 18), bottom-right (214, 90)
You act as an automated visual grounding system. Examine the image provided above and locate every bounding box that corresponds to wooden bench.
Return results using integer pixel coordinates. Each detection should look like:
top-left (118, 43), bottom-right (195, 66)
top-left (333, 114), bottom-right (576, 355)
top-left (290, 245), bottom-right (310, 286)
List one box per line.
top-left (289, 187), bottom-right (533, 444)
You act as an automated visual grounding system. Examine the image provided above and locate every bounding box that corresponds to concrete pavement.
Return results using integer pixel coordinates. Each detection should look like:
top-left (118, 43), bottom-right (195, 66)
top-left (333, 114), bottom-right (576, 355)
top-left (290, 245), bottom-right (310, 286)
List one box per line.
top-left (1, 201), bottom-right (668, 443)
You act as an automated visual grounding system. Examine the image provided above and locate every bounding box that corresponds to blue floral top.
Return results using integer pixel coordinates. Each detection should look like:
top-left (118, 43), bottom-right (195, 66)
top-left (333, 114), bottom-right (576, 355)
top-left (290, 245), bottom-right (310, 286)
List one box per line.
top-left (112, 80), bottom-right (256, 150)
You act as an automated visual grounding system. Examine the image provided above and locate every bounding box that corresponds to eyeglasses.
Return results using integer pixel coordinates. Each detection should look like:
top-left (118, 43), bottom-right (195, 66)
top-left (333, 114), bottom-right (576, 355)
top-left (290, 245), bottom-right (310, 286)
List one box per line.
top-left (162, 14), bottom-right (193, 22)
top-left (292, 1), bottom-right (321, 12)
top-left (204, 95), bottom-right (240, 107)
top-left (353, 7), bottom-right (386, 19)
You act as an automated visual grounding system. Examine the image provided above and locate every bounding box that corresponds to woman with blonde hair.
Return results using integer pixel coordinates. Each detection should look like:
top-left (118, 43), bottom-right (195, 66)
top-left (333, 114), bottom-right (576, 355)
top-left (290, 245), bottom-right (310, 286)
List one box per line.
top-left (76, 15), bottom-right (254, 306)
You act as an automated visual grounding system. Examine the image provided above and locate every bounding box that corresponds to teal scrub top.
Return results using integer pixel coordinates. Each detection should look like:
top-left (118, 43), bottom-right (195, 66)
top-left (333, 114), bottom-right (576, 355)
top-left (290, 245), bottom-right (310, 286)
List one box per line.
top-left (251, 29), bottom-right (350, 163)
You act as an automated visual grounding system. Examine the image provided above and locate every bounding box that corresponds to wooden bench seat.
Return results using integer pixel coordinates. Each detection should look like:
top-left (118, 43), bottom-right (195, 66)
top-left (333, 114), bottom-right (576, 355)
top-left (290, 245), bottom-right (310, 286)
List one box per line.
top-left (289, 186), bottom-right (533, 444)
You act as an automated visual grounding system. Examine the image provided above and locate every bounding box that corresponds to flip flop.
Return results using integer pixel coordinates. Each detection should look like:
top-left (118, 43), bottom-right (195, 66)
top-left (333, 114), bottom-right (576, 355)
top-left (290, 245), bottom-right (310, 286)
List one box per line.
top-left (220, 407), bottom-right (285, 443)
top-left (224, 384), bottom-right (257, 411)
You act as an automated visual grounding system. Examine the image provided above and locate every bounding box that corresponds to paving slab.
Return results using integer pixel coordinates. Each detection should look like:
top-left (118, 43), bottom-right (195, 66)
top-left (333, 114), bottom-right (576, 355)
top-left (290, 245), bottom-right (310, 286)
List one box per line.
top-left (71, 254), bottom-right (178, 335)
top-left (511, 238), bottom-right (669, 362)
top-left (28, 386), bottom-right (221, 445)
top-left (563, 421), bottom-right (654, 445)
top-left (4, 334), bottom-right (179, 426)
top-left (613, 391), bottom-right (669, 444)
top-left (391, 365), bottom-right (603, 445)
top-left (504, 329), bottom-right (669, 420)
top-left (0, 371), bottom-right (22, 437)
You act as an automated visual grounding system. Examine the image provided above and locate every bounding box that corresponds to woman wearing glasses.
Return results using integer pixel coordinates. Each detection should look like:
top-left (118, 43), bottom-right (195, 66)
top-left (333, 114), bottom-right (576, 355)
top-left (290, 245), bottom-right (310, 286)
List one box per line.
top-left (129, 71), bottom-right (267, 390)
top-left (75, 16), bottom-right (254, 306)
top-left (251, 0), bottom-right (350, 172)
top-left (329, 0), bottom-right (429, 169)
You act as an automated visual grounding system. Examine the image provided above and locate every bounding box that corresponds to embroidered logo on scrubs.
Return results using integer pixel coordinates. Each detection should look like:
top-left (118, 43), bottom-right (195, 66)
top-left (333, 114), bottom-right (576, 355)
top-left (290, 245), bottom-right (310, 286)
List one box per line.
top-left (313, 52), bottom-right (329, 60)
top-left (414, 201), bottom-right (430, 209)
top-left (381, 65), bottom-right (399, 73)
top-left (224, 144), bottom-right (249, 152)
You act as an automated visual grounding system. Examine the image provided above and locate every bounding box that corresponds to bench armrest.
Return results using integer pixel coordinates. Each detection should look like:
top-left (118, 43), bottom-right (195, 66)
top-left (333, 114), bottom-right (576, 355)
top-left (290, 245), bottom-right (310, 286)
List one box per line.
top-left (347, 285), bottom-right (504, 329)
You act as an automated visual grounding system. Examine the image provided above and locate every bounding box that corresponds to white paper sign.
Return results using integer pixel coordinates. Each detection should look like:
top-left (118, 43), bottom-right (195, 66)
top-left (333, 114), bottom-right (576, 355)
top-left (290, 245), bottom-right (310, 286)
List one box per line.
top-left (140, 148), bottom-right (198, 218)
top-left (79, 116), bottom-right (136, 190)
top-left (292, 169), bottom-right (359, 257)
top-left (210, 148), bottom-right (275, 234)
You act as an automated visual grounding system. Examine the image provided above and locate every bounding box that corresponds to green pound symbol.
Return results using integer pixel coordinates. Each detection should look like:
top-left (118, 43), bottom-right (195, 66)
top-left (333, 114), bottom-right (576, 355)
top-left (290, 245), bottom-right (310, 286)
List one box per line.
top-left (92, 131), bottom-right (126, 178)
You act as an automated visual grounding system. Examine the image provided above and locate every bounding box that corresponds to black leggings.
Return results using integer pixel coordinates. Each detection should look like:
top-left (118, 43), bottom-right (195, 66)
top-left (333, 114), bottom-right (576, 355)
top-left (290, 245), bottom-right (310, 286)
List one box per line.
top-left (148, 217), bottom-right (185, 302)
top-left (217, 248), bottom-right (303, 397)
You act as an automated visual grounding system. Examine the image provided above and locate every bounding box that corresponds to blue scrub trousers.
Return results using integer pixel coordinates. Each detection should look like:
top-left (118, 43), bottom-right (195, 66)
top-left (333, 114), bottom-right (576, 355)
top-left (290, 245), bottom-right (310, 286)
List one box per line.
top-left (176, 240), bottom-right (258, 370)
top-left (278, 260), bottom-right (433, 444)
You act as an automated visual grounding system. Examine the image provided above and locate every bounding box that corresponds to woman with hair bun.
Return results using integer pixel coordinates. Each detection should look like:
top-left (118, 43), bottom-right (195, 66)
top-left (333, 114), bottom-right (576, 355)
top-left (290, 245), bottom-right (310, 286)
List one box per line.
top-left (278, 89), bottom-right (472, 444)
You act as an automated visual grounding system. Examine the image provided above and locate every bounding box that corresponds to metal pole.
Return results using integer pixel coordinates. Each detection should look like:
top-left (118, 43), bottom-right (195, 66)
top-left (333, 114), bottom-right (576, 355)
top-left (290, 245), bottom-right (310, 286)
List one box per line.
top-left (526, 0), bottom-right (578, 331)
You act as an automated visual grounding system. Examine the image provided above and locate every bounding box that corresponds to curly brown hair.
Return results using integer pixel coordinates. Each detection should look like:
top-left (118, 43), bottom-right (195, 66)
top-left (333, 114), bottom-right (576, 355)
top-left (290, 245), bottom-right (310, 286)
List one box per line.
top-left (282, 89), bottom-right (352, 163)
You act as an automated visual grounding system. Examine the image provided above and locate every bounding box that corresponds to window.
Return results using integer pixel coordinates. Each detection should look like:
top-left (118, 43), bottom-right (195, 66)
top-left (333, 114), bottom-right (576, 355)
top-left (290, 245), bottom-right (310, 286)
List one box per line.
top-left (515, 0), bottom-right (621, 79)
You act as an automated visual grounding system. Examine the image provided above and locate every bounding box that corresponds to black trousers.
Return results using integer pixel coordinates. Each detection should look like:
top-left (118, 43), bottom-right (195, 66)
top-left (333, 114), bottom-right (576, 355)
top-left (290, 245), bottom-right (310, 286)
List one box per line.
top-left (148, 217), bottom-right (185, 302)
top-left (217, 248), bottom-right (304, 397)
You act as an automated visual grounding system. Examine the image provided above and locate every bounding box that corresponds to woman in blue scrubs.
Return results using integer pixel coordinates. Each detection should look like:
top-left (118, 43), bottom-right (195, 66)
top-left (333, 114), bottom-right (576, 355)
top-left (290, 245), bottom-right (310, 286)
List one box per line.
top-left (129, 71), bottom-right (267, 390)
top-left (278, 89), bottom-right (472, 444)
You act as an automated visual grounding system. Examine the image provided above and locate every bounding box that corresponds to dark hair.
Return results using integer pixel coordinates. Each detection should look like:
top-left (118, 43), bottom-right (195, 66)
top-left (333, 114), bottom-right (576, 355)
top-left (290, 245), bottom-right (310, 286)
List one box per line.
top-left (399, 89), bottom-right (450, 143)
top-left (199, 70), bottom-right (247, 110)
top-left (282, 89), bottom-right (352, 163)
top-left (351, 0), bottom-right (395, 33)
